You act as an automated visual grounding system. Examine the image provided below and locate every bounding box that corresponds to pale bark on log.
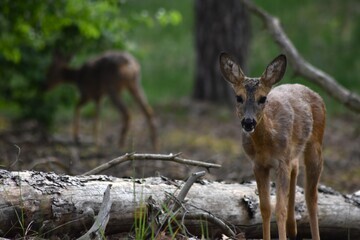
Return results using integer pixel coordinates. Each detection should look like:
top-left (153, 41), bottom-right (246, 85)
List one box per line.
top-left (240, 0), bottom-right (360, 113)
top-left (0, 170), bottom-right (359, 239)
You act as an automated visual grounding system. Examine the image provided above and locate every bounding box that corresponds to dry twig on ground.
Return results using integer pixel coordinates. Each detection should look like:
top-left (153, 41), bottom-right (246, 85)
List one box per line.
top-left (82, 153), bottom-right (221, 176)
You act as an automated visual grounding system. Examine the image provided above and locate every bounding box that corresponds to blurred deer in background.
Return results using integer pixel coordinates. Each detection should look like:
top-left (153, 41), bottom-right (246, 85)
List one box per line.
top-left (219, 53), bottom-right (325, 240)
top-left (46, 51), bottom-right (158, 150)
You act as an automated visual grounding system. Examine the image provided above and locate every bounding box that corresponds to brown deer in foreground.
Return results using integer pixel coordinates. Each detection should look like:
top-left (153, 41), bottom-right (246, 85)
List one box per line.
top-left (219, 53), bottom-right (325, 240)
top-left (46, 51), bottom-right (158, 150)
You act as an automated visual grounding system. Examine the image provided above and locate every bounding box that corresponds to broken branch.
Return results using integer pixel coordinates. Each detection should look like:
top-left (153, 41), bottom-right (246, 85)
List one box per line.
top-left (82, 153), bottom-right (221, 176)
top-left (77, 184), bottom-right (112, 240)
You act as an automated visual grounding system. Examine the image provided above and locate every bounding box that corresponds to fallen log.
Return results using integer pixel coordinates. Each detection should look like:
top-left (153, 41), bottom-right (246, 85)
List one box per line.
top-left (0, 170), bottom-right (359, 239)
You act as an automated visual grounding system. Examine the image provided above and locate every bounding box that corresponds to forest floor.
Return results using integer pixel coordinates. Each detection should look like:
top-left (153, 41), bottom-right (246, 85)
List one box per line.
top-left (1, 100), bottom-right (359, 194)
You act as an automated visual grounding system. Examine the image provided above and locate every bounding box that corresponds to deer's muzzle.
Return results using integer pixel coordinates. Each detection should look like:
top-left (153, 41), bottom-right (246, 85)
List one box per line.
top-left (241, 118), bottom-right (257, 133)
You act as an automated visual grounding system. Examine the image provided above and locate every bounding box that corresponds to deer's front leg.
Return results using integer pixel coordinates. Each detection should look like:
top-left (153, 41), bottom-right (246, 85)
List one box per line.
top-left (73, 99), bottom-right (86, 144)
top-left (275, 163), bottom-right (291, 240)
top-left (254, 165), bottom-right (271, 240)
top-left (93, 100), bottom-right (101, 146)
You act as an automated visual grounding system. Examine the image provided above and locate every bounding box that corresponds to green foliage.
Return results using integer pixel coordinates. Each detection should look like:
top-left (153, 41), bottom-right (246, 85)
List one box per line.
top-left (0, 0), bottom-right (182, 127)
top-left (0, 0), bottom-right (358, 129)
top-left (250, 0), bottom-right (360, 113)
top-left (123, 0), bottom-right (194, 104)
top-left (0, 0), bottom-right (131, 62)
top-left (123, 0), bottom-right (359, 115)
top-left (156, 8), bottom-right (183, 26)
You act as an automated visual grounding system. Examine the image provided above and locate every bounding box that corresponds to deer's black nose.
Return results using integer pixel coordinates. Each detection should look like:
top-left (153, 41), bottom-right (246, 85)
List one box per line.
top-left (241, 118), bottom-right (257, 133)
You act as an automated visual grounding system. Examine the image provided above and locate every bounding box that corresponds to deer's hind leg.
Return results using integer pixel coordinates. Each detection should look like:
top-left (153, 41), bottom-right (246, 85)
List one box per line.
top-left (287, 159), bottom-right (299, 239)
top-left (304, 142), bottom-right (323, 240)
top-left (128, 81), bottom-right (158, 150)
top-left (108, 89), bottom-right (130, 148)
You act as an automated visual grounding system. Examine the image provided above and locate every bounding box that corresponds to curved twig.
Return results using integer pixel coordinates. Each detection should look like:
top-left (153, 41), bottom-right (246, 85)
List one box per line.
top-left (181, 212), bottom-right (236, 238)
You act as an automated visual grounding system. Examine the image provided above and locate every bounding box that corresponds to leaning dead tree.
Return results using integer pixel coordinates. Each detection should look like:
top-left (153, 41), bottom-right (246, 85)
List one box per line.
top-left (1, 170), bottom-right (359, 239)
top-left (240, 0), bottom-right (360, 113)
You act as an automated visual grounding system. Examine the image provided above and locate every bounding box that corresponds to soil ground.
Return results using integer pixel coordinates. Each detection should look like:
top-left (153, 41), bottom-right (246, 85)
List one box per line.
top-left (1, 100), bottom-right (359, 194)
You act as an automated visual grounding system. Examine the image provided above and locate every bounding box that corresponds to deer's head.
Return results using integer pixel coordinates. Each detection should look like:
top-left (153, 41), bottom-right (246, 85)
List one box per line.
top-left (219, 53), bottom-right (287, 133)
top-left (45, 51), bottom-right (73, 90)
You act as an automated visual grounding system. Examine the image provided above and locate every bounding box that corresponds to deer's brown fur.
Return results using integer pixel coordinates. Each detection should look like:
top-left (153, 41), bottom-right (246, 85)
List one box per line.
top-left (220, 53), bottom-right (325, 240)
top-left (46, 51), bottom-right (157, 149)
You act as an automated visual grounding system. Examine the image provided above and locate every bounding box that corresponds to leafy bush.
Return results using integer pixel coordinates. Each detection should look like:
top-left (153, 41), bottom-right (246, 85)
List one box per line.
top-left (0, 0), bottom-right (182, 128)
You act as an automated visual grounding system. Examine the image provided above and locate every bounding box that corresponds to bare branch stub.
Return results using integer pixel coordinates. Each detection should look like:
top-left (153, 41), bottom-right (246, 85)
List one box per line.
top-left (176, 171), bottom-right (206, 207)
top-left (77, 184), bottom-right (113, 240)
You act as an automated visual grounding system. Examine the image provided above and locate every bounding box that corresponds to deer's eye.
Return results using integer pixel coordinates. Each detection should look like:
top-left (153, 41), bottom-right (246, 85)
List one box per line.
top-left (258, 96), bottom-right (267, 104)
top-left (236, 95), bottom-right (243, 103)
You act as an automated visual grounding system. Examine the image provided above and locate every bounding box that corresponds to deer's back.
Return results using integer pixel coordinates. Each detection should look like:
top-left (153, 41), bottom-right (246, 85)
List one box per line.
top-left (267, 84), bottom-right (325, 123)
top-left (262, 84), bottom-right (325, 159)
top-left (77, 51), bottom-right (140, 100)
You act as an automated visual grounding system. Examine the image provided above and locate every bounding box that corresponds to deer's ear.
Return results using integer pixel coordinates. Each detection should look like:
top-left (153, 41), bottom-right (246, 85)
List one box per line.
top-left (261, 54), bottom-right (287, 87)
top-left (219, 52), bottom-right (245, 85)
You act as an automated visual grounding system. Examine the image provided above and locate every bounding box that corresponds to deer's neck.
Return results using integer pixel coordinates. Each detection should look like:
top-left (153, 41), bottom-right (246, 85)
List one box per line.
top-left (242, 114), bottom-right (275, 157)
top-left (252, 114), bottom-right (274, 142)
top-left (61, 67), bottom-right (80, 84)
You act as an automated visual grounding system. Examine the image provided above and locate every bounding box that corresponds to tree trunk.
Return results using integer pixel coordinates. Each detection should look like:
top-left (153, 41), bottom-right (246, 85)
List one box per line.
top-left (193, 0), bottom-right (251, 104)
top-left (1, 170), bottom-right (360, 239)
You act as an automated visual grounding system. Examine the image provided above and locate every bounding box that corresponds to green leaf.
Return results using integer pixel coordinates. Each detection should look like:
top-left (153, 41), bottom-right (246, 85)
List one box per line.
top-left (78, 21), bottom-right (101, 39)
top-left (156, 9), bottom-right (182, 26)
top-left (2, 48), bottom-right (21, 63)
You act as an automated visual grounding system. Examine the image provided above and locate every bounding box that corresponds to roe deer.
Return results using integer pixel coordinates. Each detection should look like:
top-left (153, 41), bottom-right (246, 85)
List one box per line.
top-left (219, 53), bottom-right (325, 240)
top-left (46, 51), bottom-right (158, 150)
